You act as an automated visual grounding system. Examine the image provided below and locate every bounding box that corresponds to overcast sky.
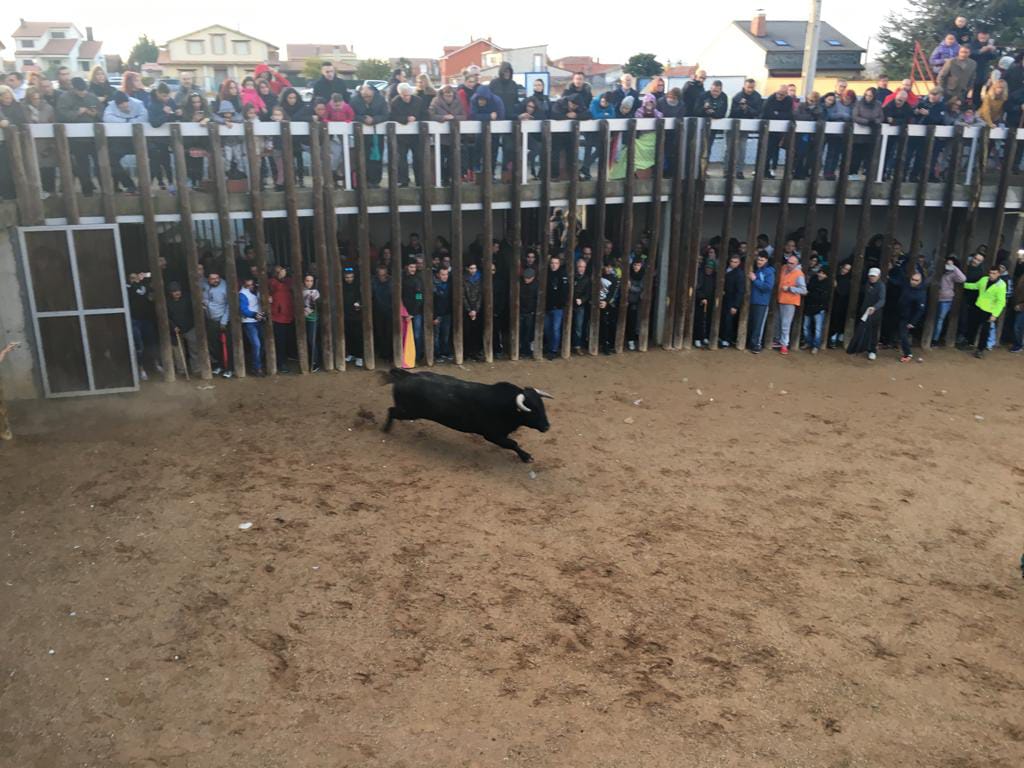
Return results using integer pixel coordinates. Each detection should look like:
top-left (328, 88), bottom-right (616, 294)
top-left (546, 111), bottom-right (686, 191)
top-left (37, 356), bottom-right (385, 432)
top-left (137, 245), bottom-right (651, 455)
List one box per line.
top-left (2, 1), bottom-right (911, 66)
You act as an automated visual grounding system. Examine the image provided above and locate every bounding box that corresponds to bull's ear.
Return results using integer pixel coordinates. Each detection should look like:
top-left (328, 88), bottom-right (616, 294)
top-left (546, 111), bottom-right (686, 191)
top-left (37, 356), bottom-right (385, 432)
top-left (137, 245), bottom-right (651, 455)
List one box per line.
top-left (534, 389), bottom-right (554, 399)
top-left (515, 393), bottom-right (532, 413)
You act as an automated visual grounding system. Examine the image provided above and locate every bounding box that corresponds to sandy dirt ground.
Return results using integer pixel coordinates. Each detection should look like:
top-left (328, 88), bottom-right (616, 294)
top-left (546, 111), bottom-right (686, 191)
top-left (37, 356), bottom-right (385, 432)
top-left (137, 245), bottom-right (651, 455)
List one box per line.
top-left (1, 349), bottom-right (1023, 768)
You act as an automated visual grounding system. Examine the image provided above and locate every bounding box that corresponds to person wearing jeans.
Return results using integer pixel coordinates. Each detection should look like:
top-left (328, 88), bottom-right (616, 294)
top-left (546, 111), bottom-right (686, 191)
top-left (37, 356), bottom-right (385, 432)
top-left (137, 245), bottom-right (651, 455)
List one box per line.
top-left (543, 255), bottom-right (568, 358)
top-left (746, 252), bottom-right (775, 352)
top-left (932, 257), bottom-right (966, 344)
top-left (572, 258), bottom-right (591, 351)
top-left (302, 274), bottom-right (320, 372)
top-left (774, 252), bottom-right (807, 355)
top-left (1011, 274), bottom-right (1024, 353)
top-left (238, 278), bottom-right (265, 375)
top-left (802, 266), bottom-right (830, 353)
top-left (963, 266), bottom-right (1007, 358)
top-left (432, 267), bottom-right (453, 361)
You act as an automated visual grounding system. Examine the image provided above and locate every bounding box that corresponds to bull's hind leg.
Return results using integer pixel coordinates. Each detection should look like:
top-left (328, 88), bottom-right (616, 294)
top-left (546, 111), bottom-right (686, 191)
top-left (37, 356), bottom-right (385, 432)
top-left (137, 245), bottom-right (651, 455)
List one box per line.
top-left (383, 406), bottom-right (399, 433)
top-left (484, 433), bottom-right (533, 463)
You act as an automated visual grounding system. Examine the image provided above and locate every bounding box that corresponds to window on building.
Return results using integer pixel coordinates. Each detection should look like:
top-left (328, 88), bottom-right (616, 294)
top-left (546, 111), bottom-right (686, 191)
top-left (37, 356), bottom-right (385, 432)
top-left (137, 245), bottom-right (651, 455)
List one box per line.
top-left (419, 62), bottom-right (427, 74)
top-left (232, 40), bottom-right (250, 56)
top-left (20, 40), bottom-right (35, 49)
top-left (186, 39), bottom-right (204, 55)
top-left (825, 39), bottom-right (842, 46)
top-left (211, 34), bottom-right (226, 55)
top-left (79, 60), bottom-right (91, 71)
top-left (484, 53), bottom-right (502, 67)
top-left (533, 53), bottom-right (543, 70)
top-left (51, 31), bottom-right (66, 39)
top-left (773, 40), bottom-right (790, 46)
top-left (22, 59), bottom-right (35, 66)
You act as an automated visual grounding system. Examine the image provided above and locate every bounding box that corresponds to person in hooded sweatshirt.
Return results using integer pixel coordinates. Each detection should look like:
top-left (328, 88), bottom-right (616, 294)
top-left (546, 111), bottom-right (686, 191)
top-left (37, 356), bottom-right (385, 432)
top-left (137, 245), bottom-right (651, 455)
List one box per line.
top-left (803, 265), bottom-right (831, 353)
top-left (351, 84), bottom-right (389, 187)
top-left (897, 270), bottom-right (927, 361)
top-left (847, 267), bottom-right (886, 359)
top-left (488, 62), bottom-right (520, 171)
top-left (747, 250), bottom-right (775, 352)
top-left (827, 260), bottom-right (853, 347)
top-left (693, 253), bottom-right (717, 348)
top-left (467, 84), bottom-right (504, 176)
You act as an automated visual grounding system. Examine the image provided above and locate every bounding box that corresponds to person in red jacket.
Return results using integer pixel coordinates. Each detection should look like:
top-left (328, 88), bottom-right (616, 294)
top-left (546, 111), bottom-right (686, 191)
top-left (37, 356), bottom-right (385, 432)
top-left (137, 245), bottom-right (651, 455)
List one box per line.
top-left (254, 63), bottom-right (292, 96)
top-left (268, 265), bottom-right (296, 372)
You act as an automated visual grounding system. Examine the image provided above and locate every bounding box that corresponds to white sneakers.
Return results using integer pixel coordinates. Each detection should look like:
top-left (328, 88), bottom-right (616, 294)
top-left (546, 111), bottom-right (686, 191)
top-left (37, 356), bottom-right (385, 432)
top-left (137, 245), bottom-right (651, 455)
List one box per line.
top-left (868, 352), bottom-right (877, 361)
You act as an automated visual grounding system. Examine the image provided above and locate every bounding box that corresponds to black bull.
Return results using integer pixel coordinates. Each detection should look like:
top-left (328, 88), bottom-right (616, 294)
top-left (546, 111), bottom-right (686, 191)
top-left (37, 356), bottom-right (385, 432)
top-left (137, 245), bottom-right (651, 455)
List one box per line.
top-left (383, 369), bottom-right (552, 462)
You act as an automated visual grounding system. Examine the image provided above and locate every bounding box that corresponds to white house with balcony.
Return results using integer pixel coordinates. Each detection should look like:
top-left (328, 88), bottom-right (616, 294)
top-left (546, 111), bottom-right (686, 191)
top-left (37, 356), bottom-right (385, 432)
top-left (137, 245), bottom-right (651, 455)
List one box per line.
top-left (10, 20), bottom-right (105, 76)
top-left (156, 25), bottom-right (279, 92)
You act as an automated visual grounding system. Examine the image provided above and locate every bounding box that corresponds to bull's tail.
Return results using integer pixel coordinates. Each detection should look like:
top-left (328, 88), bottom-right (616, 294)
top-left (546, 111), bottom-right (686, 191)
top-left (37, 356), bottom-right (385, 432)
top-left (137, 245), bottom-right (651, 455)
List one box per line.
top-left (379, 368), bottom-right (413, 386)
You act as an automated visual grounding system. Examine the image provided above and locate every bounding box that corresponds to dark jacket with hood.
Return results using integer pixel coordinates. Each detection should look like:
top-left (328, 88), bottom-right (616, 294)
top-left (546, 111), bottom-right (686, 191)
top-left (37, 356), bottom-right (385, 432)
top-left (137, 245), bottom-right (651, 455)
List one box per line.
top-left (279, 88), bottom-right (310, 121)
top-left (805, 273), bottom-right (831, 315)
top-left (562, 82), bottom-right (593, 110)
top-left (730, 89), bottom-right (764, 119)
top-left (520, 278), bottom-right (539, 315)
top-left (351, 87), bottom-right (389, 124)
top-left (762, 93), bottom-right (794, 120)
top-left (545, 266), bottom-right (569, 309)
top-left (699, 90), bottom-right (728, 119)
top-left (723, 264), bottom-right (745, 310)
top-left (489, 63), bottom-right (520, 117)
top-left (469, 85), bottom-right (505, 121)
top-left (681, 79), bottom-right (705, 116)
top-left (897, 282), bottom-right (928, 325)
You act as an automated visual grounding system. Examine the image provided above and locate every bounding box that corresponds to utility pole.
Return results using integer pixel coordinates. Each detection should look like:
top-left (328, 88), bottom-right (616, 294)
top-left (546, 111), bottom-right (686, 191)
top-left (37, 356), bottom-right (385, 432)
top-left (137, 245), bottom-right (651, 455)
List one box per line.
top-left (801, 0), bottom-right (823, 99)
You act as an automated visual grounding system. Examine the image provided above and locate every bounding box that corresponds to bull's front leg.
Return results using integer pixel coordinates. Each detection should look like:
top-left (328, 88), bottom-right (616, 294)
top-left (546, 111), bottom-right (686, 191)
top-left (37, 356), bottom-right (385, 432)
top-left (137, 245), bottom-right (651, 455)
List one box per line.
top-left (484, 433), bottom-right (533, 463)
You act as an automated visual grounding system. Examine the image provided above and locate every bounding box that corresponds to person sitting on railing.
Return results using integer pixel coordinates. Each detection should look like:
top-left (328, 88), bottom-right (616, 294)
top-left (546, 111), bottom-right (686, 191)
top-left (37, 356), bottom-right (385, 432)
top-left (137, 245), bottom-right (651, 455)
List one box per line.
top-left (54, 78), bottom-right (100, 194)
top-left (681, 70), bottom-right (706, 117)
top-left (429, 85), bottom-right (466, 184)
top-left (20, 87), bottom-right (56, 195)
top-left (563, 72), bottom-right (594, 179)
top-left (727, 79), bottom-right (763, 179)
top-left (938, 46), bottom-right (977, 103)
top-left (761, 84), bottom-right (794, 178)
top-left (849, 87), bottom-right (883, 178)
top-left (320, 93), bottom-right (354, 187)
top-left (930, 34), bottom-right (961, 78)
top-left (611, 94), bottom-right (663, 181)
top-left (881, 89), bottom-right (914, 180)
top-left (352, 84), bottom-right (389, 188)
top-left (278, 88), bottom-right (310, 184)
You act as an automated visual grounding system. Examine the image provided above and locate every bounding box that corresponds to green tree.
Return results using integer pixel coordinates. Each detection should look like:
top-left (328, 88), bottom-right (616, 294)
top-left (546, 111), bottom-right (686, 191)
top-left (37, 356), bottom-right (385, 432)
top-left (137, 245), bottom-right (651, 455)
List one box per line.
top-left (622, 53), bottom-right (664, 78)
top-left (127, 34), bottom-right (159, 71)
top-left (302, 57), bottom-right (325, 80)
top-left (356, 58), bottom-right (391, 81)
top-left (876, 0), bottom-right (1023, 80)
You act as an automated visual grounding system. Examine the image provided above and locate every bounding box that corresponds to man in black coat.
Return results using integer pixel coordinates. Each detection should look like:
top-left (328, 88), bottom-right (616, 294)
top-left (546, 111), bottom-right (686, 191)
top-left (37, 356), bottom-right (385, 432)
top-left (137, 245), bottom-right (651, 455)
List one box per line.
top-left (543, 255), bottom-right (570, 358)
top-left (520, 269), bottom-right (539, 357)
top-left (312, 62), bottom-right (349, 104)
top-left (730, 79), bottom-right (763, 178)
top-left (166, 282), bottom-right (201, 375)
top-left (681, 70), bottom-right (707, 116)
top-left (762, 85), bottom-right (794, 177)
top-left (803, 267), bottom-right (831, 352)
top-left (719, 255), bottom-right (745, 347)
top-left (389, 84), bottom-right (424, 186)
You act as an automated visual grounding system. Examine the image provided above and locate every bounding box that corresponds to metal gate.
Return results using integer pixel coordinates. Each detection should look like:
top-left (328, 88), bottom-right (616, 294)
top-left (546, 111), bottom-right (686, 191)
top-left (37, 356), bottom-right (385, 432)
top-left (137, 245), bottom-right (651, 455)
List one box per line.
top-left (18, 225), bottom-right (139, 398)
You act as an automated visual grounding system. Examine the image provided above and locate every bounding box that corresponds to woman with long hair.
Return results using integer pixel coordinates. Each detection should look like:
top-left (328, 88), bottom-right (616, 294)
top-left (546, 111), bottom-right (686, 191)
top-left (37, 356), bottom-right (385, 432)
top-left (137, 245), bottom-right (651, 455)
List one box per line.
top-left (214, 79), bottom-right (242, 113)
top-left (255, 79), bottom-right (278, 120)
top-left (181, 92), bottom-right (211, 187)
top-left (121, 71), bottom-right (150, 107)
top-left (88, 66), bottom-right (116, 105)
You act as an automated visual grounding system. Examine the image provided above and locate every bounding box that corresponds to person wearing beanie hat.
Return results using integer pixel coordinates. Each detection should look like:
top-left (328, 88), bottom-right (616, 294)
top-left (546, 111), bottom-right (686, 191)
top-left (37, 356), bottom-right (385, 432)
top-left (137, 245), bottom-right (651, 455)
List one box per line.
top-left (693, 250), bottom-right (718, 348)
top-left (847, 266), bottom-right (886, 359)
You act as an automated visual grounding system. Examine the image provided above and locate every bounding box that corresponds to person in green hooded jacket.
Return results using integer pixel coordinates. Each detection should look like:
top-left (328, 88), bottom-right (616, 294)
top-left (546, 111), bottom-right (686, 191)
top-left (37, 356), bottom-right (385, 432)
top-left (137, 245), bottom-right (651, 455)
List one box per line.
top-left (963, 264), bottom-right (1006, 358)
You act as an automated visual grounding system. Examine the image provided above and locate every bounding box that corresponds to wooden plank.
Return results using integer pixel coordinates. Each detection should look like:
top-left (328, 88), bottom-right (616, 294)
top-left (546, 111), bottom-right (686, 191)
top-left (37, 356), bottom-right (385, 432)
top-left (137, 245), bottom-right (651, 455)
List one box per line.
top-left (419, 121), bottom-right (435, 366)
top-left (985, 124), bottom-right (1016, 259)
top-left (53, 123), bottom-right (79, 224)
top-left (280, 122), bottom-right (310, 374)
top-left (308, 122), bottom-right (334, 371)
top-left (560, 121), bottom-right (580, 358)
top-left (481, 121), bottom-right (495, 363)
top-left (132, 123), bottom-right (175, 382)
top-left (820, 121), bottom-right (853, 351)
top-left (908, 125), bottom-right (936, 265)
top-left (681, 119), bottom-right (711, 348)
top-left (588, 120), bottom-right (610, 355)
top-left (533, 121), bottom-right (552, 359)
top-left (93, 124), bottom-right (116, 223)
top-left (735, 119), bottom-right (770, 351)
top-left (880, 124), bottom-right (909, 274)
top-left (207, 123), bottom-right (247, 376)
top-left (614, 118), bottom-right (637, 353)
top-left (243, 122), bottom-right (278, 375)
top-left (638, 119), bottom-right (666, 352)
top-left (18, 127), bottom-right (45, 225)
top-left (449, 120), bottom-right (464, 365)
top-left (319, 123), bottom-right (345, 370)
top-left (673, 119), bottom-right (699, 349)
top-left (709, 117), bottom-right (740, 346)
top-left (921, 126), bottom-right (964, 349)
top-left (4, 126), bottom-right (35, 226)
top-left (843, 124), bottom-right (883, 341)
top-left (386, 124), bottom-right (405, 365)
top-left (509, 122), bottom-right (523, 360)
top-left (662, 120), bottom-right (686, 351)
top-left (171, 123), bottom-right (212, 380)
top-left (764, 121), bottom-right (797, 347)
top-left (353, 123), bottom-right (376, 369)
top-left (791, 118), bottom-right (829, 344)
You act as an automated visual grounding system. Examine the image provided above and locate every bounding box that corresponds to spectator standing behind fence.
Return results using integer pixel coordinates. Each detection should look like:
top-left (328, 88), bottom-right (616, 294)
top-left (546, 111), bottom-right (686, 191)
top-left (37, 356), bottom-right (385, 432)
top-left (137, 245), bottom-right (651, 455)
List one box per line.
top-left (55, 78), bottom-right (99, 196)
top-left (827, 261), bottom-right (853, 348)
top-left (968, 30), bottom-right (999, 109)
top-left (719, 254), bottom-right (744, 348)
top-left (302, 274), bottom-right (320, 372)
top-left (897, 271), bottom-right (927, 362)
top-left (938, 46), bottom-right (977, 102)
top-left (463, 263), bottom-right (484, 360)
top-left (543, 256), bottom-right (568, 359)
top-left (681, 70), bottom-right (706, 116)
top-left (747, 251), bottom-right (775, 353)
top-left (730, 79), bottom-right (763, 180)
top-left (203, 272), bottom-right (233, 378)
top-left (166, 282), bottom-right (201, 376)
top-left (433, 266), bottom-right (453, 362)
top-left (761, 85), bottom-right (793, 178)
top-left (802, 265), bottom-right (830, 354)
top-left (402, 260), bottom-right (425, 361)
top-left (430, 85), bottom-right (466, 185)
top-left (693, 255), bottom-right (716, 348)
top-left (1010, 271), bottom-right (1024, 354)
top-left (352, 85), bottom-right (389, 188)
top-left (147, 83), bottom-right (179, 190)
top-left (572, 258), bottom-right (591, 354)
top-left (390, 83), bottom-right (423, 187)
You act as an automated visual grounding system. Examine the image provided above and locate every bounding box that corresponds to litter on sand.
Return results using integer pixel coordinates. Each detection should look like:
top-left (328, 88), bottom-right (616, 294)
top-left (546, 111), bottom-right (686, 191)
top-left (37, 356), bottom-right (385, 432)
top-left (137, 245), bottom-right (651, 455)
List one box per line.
top-left (238, 522), bottom-right (253, 530)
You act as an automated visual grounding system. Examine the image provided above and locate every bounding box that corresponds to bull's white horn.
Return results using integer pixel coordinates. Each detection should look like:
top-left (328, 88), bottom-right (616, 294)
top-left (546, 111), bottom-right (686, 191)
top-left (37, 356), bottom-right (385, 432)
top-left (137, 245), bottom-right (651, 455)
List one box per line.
top-left (515, 393), bottom-right (532, 413)
top-left (534, 389), bottom-right (554, 399)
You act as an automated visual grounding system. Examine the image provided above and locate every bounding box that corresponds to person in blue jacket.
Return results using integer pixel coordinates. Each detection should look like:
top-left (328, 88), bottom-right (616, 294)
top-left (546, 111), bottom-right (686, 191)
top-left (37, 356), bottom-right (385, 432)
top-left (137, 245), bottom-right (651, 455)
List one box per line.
top-left (747, 250), bottom-right (776, 353)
